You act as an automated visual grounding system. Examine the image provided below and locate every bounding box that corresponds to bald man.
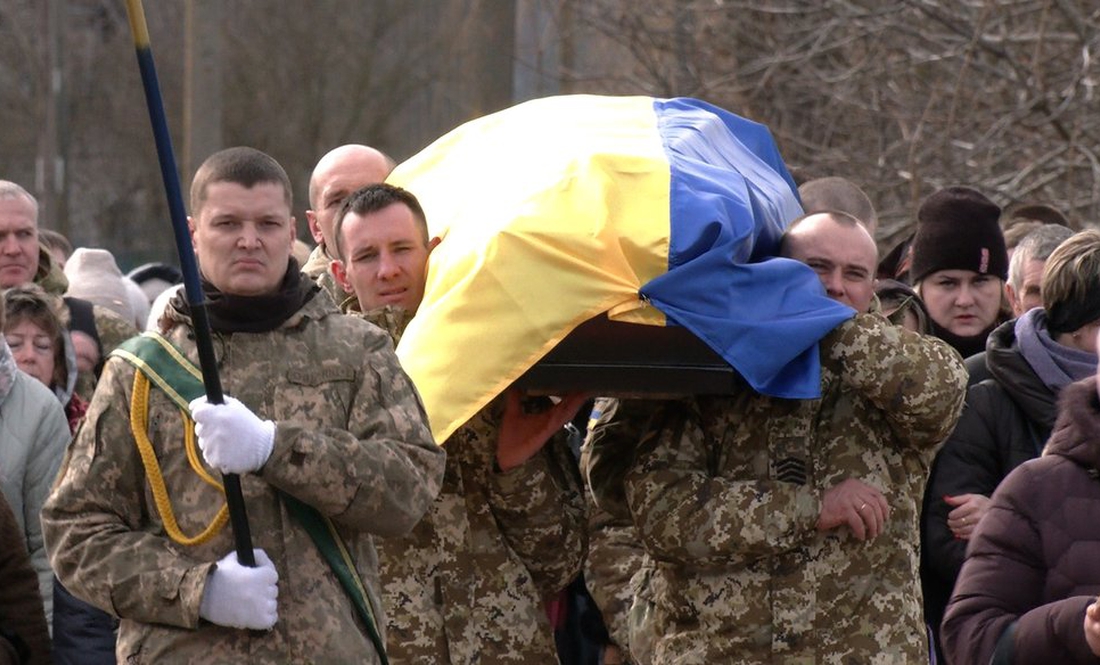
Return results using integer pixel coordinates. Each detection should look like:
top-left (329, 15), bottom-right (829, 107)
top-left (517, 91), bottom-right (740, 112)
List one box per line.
top-left (798, 177), bottom-right (879, 237)
top-left (303, 144), bottom-right (396, 307)
top-left (780, 211), bottom-right (879, 313)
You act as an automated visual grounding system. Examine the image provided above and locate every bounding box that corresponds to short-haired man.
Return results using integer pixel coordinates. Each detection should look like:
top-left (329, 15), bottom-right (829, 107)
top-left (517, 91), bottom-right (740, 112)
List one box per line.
top-left (1006, 224), bottom-right (1075, 317)
top-left (332, 183), bottom-right (588, 664)
top-left (0, 180), bottom-right (137, 399)
top-left (43, 148), bottom-right (444, 664)
top-left (780, 210), bottom-right (878, 312)
top-left (303, 144), bottom-right (395, 307)
top-left (958, 223), bottom-right (1077, 385)
top-left (601, 211), bottom-right (966, 662)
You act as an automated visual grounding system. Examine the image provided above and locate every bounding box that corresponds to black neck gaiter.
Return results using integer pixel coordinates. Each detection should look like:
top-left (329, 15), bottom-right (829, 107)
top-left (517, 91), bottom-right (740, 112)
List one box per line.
top-left (177, 259), bottom-right (318, 334)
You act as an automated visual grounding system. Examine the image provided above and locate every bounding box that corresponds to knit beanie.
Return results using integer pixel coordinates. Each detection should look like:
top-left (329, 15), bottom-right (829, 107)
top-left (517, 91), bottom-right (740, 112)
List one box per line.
top-left (63, 248), bottom-right (136, 325)
top-left (910, 186), bottom-right (1007, 283)
top-left (127, 262), bottom-right (183, 303)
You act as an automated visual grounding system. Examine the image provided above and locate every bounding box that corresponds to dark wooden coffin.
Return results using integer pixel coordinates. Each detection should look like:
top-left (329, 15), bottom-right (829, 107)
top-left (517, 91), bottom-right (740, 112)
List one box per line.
top-left (513, 313), bottom-right (746, 396)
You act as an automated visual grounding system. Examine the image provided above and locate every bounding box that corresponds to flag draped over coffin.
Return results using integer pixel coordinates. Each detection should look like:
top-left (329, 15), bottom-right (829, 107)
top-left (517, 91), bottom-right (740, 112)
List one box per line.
top-left (389, 95), bottom-right (854, 444)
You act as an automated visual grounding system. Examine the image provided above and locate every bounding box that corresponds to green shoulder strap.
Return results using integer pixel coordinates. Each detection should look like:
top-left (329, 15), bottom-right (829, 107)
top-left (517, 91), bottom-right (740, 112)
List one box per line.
top-left (112, 332), bottom-right (205, 409)
top-left (111, 332), bottom-right (389, 663)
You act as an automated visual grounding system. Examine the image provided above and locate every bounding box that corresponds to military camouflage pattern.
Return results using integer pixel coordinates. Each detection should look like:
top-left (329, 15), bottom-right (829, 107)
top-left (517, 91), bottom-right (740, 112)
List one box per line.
top-left (42, 292), bottom-right (444, 664)
top-left (581, 397), bottom-right (658, 663)
top-left (585, 507), bottom-right (647, 661)
top-left (359, 306), bottom-right (587, 664)
top-left (614, 314), bottom-right (966, 664)
top-left (75, 304), bottom-right (139, 398)
top-left (378, 399), bottom-right (586, 664)
top-left (351, 302), bottom-right (414, 346)
top-left (303, 243), bottom-right (356, 310)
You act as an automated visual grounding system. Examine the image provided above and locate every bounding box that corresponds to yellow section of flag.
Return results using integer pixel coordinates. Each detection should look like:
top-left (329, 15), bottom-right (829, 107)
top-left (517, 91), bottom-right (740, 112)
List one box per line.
top-left (390, 95), bottom-right (672, 444)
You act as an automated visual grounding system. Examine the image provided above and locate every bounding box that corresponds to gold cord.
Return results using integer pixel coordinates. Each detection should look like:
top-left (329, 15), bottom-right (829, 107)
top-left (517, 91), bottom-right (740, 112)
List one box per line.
top-left (130, 371), bottom-right (228, 546)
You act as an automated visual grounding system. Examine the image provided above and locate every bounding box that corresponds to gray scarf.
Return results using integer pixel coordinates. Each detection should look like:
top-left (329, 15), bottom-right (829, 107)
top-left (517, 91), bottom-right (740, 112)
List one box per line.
top-left (1015, 308), bottom-right (1097, 392)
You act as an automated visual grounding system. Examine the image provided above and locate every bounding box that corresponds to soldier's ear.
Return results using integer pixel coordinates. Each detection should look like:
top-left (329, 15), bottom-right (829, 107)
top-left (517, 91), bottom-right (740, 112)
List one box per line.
top-left (306, 210), bottom-right (324, 245)
top-left (331, 260), bottom-right (352, 293)
top-left (427, 236), bottom-right (441, 255)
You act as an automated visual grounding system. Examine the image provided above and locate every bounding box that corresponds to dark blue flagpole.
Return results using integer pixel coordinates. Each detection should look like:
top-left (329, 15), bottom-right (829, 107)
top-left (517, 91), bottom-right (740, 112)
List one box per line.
top-left (123, 0), bottom-right (255, 567)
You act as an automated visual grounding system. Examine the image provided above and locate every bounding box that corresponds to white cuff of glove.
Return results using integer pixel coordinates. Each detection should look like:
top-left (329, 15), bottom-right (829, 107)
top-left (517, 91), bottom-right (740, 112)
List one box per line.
top-left (190, 395), bottom-right (276, 475)
top-left (199, 549), bottom-right (279, 630)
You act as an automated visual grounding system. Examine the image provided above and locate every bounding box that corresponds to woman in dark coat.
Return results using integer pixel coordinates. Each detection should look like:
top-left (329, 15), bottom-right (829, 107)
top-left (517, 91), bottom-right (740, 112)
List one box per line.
top-left (941, 351), bottom-right (1100, 663)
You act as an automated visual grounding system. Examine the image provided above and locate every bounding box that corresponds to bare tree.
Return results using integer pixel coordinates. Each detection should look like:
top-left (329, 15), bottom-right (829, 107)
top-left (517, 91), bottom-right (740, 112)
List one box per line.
top-left (0, 0), bottom-right (483, 266)
top-left (558, 0), bottom-right (1100, 247)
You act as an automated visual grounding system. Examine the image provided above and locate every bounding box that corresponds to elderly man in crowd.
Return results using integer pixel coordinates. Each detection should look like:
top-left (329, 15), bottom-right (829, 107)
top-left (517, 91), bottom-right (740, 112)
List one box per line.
top-left (0, 180), bottom-right (136, 399)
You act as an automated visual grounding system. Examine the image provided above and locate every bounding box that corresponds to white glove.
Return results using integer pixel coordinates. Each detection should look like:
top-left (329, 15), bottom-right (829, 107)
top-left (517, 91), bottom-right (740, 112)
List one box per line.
top-left (189, 395), bottom-right (275, 475)
top-left (199, 549), bottom-right (279, 630)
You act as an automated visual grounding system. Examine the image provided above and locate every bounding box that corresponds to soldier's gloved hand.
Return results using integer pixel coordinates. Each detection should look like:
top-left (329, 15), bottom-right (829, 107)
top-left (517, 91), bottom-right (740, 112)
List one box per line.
top-left (199, 549), bottom-right (279, 630)
top-left (189, 396), bottom-right (275, 475)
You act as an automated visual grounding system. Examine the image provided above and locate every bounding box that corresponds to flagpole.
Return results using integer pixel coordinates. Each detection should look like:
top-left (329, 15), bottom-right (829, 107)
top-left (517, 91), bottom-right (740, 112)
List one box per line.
top-left (123, 0), bottom-right (255, 567)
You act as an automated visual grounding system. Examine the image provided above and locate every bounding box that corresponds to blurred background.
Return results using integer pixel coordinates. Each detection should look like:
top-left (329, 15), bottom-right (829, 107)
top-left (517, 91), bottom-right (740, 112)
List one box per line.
top-left (2, 0), bottom-right (1098, 268)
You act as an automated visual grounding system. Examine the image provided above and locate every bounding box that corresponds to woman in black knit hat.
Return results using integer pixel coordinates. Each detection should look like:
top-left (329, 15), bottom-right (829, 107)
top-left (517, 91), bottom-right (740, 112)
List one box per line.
top-left (910, 186), bottom-right (1011, 358)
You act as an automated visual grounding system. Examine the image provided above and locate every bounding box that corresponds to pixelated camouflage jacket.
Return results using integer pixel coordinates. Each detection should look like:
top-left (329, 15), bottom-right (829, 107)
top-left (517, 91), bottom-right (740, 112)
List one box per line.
top-left (42, 291), bottom-right (444, 665)
top-left (581, 397), bottom-right (656, 661)
top-left (302, 243), bottom-right (357, 311)
top-left (620, 313), bottom-right (967, 665)
top-left (34, 247), bottom-right (138, 400)
top-left (359, 306), bottom-right (589, 665)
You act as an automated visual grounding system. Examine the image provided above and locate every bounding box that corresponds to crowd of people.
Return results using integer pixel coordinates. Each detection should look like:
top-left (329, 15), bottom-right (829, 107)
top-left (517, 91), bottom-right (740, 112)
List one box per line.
top-left (1, 139), bottom-right (1099, 665)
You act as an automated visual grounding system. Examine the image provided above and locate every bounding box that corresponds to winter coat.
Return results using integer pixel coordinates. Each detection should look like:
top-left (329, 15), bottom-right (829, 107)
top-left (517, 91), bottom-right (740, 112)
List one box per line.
top-left (920, 318), bottom-right (1058, 642)
top-left (0, 337), bottom-right (70, 626)
top-left (942, 377), bottom-right (1100, 664)
top-left (42, 291), bottom-right (445, 664)
top-left (622, 314), bottom-right (967, 664)
top-left (0, 488), bottom-right (51, 665)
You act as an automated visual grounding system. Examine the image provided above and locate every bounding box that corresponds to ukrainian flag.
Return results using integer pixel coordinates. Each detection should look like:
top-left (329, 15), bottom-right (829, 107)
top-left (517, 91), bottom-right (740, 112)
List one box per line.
top-left (389, 95), bottom-right (854, 444)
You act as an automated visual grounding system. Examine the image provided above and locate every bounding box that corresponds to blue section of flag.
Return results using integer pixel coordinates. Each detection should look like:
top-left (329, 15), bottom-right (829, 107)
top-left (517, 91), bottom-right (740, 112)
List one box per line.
top-left (641, 98), bottom-right (855, 399)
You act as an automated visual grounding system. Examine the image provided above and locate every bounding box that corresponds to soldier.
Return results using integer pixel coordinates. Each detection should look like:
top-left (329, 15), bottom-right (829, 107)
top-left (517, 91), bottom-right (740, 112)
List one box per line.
top-left (302, 144), bottom-right (395, 307)
top-left (618, 315), bottom-right (965, 663)
top-left (42, 148), bottom-right (445, 664)
top-left (588, 210), bottom-right (967, 663)
top-left (779, 211), bottom-right (966, 661)
top-left (0, 180), bottom-right (137, 399)
top-left (331, 183), bottom-right (589, 664)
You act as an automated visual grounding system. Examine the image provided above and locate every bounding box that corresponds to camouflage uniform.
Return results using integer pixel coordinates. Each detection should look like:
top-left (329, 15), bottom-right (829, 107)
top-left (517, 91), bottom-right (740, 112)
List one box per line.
top-left (33, 248), bottom-right (139, 399)
top-left (581, 398), bottom-right (657, 663)
top-left (302, 243), bottom-right (356, 310)
top-left (619, 313), bottom-right (967, 664)
top-left (42, 292), bottom-right (445, 664)
top-left (360, 306), bottom-right (588, 664)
